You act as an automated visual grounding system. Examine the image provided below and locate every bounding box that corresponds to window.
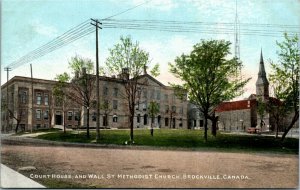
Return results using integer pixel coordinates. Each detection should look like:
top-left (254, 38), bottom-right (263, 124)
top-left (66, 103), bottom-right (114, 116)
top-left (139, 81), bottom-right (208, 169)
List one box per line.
top-left (165, 117), bottom-right (169, 126)
top-left (44, 124), bottom-right (48, 128)
top-left (74, 112), bottom-right (80, 121)
top-left (103, 114), bottom-right (108, 126)
top-left (172, 94), bottom-right (176, 102)
top-left (143, 114), bottom-right (148, 125)
top-left (179, 107), bottom-right (183, 114)
top-left (172, 106), bottom-right (176, 113)
top-left (143, 89), bottom-right (148, 99)
top-left (36, 109), bottom-right (41, 119)
top-left (113, 100), bottom-right (118, 109)
top-left (113, 115), bottom-right (118, 123)
top-left (164, 94), bottom-right (168, 101)
top-left (113, 88), bottom-right (118, 97)
top-left (92, 112), bottom-right (96, 121)
top-left (150, 90), bottom-right (155, 99)
top-left (36, 124), bottom-right (41, 129)
top-left (20, 91), bottom-right (27, 104)
top-left (137, 114), bottom-right (140, 123)
top-left (165, 105), bottom-right (169, 113)
top-left (36, 93), bottom-right (42, 105)
top-left (179, 118), bottom-right (183, 127)
top-left (156, 90), bottom-right (161, 100)
top-left (44, 94), bottom-right (49, 105)
top-left (103, 86), bottom-right (108, 96)
top-left (68, 111), bottom-right (73, 120)
top-left (142, 102), bottom-right (147, 111)
top-left (200, 120), bottom-right (204, 127)
top-left (44, 110), bottom-right (49, 120)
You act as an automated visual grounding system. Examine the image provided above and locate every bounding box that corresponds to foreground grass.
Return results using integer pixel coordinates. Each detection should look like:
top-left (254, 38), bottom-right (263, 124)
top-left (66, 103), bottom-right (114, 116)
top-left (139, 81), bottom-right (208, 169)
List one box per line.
top-left (34, 129), bottom-right (298, 154)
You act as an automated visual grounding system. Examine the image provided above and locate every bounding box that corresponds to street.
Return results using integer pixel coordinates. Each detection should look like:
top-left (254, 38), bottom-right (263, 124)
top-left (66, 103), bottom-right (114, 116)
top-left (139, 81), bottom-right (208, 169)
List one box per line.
top-left (1, 144), bottom-right (298, 188)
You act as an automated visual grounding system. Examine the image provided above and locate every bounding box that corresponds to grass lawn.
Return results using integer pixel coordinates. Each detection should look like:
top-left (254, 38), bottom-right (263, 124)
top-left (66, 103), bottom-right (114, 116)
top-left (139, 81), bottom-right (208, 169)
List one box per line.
top-left (33, 129), bottom-right (299, 154)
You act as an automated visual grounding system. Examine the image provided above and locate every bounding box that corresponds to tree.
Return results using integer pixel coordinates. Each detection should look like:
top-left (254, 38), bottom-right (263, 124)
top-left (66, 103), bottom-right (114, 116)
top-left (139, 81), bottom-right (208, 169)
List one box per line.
top-left (148, 101), bottom-right (160, 136)
top-left (53, 72), bottom-right (70, 133)
top-left (100, 99), bottom-right (113, 128)
top-left (257, 97), bottom-right (266, 130)
top-left (169, 40), bottom-right (250, 141)
top-left (269, 33), bottom-right (299, 141)
top-left (267, 90), bottom-right (288, 138)
top-left (105, 36), bottom-right (159, 142)
top-left (1, 94), bottom-right (25, 134)
top-left (55, 55), bottom-right (95, 138)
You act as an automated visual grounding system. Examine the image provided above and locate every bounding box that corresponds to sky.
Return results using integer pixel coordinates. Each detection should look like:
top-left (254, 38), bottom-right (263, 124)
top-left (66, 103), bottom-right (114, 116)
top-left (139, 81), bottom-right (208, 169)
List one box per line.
top-left (1, 0), bottom-right (300, 98)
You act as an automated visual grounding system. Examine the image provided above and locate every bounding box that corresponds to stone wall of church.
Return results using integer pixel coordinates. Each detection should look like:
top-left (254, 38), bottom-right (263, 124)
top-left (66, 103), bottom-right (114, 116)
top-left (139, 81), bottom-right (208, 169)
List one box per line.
top-left (217, 109), bottom-right (254, 131)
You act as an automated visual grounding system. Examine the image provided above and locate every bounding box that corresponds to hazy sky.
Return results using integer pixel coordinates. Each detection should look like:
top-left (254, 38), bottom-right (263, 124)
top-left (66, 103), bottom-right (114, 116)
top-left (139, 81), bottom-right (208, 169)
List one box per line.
top-left (1, 0), bottom-right (299, 98)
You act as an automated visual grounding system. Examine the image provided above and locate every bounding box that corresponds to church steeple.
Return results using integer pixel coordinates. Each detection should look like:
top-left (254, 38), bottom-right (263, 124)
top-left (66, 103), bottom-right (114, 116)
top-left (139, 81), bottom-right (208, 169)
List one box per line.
top-left (256, 49), bottom-right (269, 98)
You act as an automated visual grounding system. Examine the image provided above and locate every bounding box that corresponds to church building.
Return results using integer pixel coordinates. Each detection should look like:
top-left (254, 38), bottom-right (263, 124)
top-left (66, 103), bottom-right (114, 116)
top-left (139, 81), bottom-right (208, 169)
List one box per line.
top-left (188, 50), bottom-right (298, 132)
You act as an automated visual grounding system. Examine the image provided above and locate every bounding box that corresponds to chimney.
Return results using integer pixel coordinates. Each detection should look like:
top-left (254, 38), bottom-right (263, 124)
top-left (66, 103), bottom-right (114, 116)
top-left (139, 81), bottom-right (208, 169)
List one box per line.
top-left (121, 68), bottom-right (129, 80)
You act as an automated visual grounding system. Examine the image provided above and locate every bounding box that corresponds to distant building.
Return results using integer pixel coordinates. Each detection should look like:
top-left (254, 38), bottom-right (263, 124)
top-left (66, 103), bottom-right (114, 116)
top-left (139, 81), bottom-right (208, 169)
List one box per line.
top-left (1, 69), bottom-right (188, 132)
top-left (188, 50), bottom-right (299, 132)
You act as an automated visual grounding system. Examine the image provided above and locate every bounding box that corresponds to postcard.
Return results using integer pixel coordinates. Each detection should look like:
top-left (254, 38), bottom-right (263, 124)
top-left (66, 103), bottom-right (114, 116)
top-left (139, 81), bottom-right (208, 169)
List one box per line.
top-left (1, 0), bottom-right (299, 189)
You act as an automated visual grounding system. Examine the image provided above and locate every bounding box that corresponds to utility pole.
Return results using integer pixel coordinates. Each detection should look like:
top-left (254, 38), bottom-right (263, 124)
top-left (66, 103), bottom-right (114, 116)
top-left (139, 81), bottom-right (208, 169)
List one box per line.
top-left (91, 18), bottom-right (102, 142)
top-left (30, 64), bottom-right (33, 133)
top-left (4, 67), bottom-right (11, 132)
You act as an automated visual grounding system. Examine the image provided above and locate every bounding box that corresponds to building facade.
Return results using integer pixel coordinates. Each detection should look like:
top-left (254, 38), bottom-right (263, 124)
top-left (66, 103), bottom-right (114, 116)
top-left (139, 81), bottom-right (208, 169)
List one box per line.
top-left (1, 71), bottom-right (188, 132)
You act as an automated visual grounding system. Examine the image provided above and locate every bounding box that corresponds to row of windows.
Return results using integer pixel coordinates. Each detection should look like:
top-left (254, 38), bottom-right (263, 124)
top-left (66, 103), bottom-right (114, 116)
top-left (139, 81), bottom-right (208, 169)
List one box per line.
top-left (36, 92), bottom-right (49, 106)
top-left (136, 114), bottom-right (183, 126)
top-left (103, 87), bottom-right (119, 97)
top-left (91, 113), bottom-right (118, 123)
top-left (135, 103), bottom-right (184, 114)
top-left (36, 110), bottom-right (80, 121)
top-left (35, 109), bottom-right (49, 120)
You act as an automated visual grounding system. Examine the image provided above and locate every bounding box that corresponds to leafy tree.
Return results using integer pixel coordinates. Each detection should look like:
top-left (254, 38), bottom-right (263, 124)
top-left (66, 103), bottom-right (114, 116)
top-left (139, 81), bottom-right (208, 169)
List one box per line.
top-left (53, 72), bottom-right (70, 133)
top-left (100, 99), bottom-right (113, 128)
top-left (267, 88), bottom-right (288, 138)
top-left (55, 55), bottom-right (95, 138)
top-left (257, 97), bottom-right (266, 130)
top-left (169, 40), bottom-right (250, 141)
top-left (148, 101), bottom-right (160, 136)
top-left (105, 36), bottom-right (159, 142)
top-left (269, 33), bottom-right (299, 141)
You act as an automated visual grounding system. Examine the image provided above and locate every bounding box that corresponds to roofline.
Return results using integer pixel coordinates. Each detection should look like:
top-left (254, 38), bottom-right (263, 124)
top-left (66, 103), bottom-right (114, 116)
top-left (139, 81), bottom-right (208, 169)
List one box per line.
top-left (1, 76), bottom-right (58, 89)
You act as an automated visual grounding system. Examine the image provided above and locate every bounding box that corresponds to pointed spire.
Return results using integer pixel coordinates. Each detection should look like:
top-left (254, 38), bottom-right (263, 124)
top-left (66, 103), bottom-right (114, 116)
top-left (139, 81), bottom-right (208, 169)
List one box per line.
top-left (256, 49), bottom-right (269, 98)
top-left (260, 48), bottom-right (264, 63)
top-left (258, 48), bottom-right (266, 77)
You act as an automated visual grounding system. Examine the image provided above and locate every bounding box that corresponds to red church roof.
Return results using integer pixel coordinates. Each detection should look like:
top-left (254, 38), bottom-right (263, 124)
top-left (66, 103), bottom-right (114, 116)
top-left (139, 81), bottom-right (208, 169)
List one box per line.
top-left (216, 99), bottom-right (256, 112)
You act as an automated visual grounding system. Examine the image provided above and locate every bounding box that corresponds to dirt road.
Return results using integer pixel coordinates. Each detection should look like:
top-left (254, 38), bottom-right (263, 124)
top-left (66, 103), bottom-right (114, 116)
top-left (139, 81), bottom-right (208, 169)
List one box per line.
top-left (1, 144), bottom-right (298, 188)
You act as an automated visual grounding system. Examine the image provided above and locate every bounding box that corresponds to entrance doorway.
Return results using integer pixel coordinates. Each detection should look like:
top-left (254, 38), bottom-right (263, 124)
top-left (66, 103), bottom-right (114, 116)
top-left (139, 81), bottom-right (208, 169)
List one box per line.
top-left (55, 112), bottom-right (62, 125)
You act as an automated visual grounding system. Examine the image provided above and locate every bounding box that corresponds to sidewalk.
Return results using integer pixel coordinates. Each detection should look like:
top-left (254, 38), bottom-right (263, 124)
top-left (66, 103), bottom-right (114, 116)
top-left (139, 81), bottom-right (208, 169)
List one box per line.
top-left (0, 164), bottom-right (45, 188)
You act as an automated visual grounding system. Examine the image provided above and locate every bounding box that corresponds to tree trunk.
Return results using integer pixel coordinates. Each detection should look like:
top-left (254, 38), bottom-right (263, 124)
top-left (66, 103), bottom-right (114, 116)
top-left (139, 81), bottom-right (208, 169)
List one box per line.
top-left (15, 122), bottom-right (20, 134)
top-left (281, 111), bottom-right (299, 141)
top-left (63, 111), bottom-right (66, 134)
top-left (211, 118), bottom-right (217, 137)
top-left (204, 117), bottom-right (208, 142)
top-left (151, 117), bottom-right (154, 136)
top-left (86, 108), bottom-right (90, 138)
top-left (130, 115), bottom-right (134, 141)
